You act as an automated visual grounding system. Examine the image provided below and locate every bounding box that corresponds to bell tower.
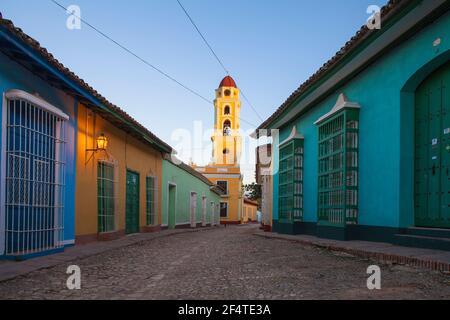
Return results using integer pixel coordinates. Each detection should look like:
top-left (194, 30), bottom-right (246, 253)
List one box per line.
top-left (212, 76), bottom-right (242, 166)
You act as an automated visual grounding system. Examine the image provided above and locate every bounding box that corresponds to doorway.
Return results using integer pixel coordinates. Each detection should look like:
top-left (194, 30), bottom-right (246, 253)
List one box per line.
top-left (126, 170), bottom-right (140, 234)
top-left (190, 192), bottom-right (197, 228)
top-left (168, 183), bottom-right (176, 229)
top-left (201, 196), bottom-right (207, 227)
top-left (414, 62), bottom-right (450, 228)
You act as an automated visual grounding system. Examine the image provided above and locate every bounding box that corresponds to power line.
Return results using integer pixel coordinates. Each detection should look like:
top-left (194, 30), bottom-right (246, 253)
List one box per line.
top-left (50, 0), bottom-right (212, 105)
top-left (175, 0), bottom-right (229, 75)
top-left (176, 0), bottom-right (264, 122)
top-left (49, 0), bottom-right (258, 127)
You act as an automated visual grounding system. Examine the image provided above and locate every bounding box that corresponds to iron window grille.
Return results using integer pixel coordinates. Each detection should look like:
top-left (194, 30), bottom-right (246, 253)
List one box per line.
top-left (1, 91), bottom-right (68, 256)
top-left (97, 161), bottom-right (117, 233)
top-left (278, 132), bottom-right (304, 223)
top-left (146, 176), bottom-right (157, 226)
top-left (317, 98), bottom-right (359, 226)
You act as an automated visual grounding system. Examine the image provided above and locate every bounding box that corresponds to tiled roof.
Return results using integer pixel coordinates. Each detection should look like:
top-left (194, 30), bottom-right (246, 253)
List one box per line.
top-left (0, 17), bottom-right (173, 153)
top-left (257, 0), bottom-right (411, 131)
top-left (219, 76), bottom-right (237, 88)
top-left (164, 155), bottom-right (225, 196)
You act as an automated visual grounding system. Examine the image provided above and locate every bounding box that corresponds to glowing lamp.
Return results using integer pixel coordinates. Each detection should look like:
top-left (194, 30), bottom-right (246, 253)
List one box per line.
top-left (96, 134), bottom-right (108, 151)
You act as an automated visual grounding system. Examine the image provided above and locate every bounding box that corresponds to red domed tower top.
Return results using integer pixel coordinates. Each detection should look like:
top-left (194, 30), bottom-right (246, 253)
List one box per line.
top-left (219, 76), bottom-right (237, 88)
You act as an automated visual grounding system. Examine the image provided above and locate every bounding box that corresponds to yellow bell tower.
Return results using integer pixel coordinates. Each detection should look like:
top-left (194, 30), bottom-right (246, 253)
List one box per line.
top-left (212, 76), bottom-right (242, 166)
top-left (192, 76), bottom-right (244, 225)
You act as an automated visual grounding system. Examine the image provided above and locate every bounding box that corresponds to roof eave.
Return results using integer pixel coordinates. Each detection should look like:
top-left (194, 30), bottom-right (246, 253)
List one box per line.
top-left (255, 0), bottom-right (445, 133)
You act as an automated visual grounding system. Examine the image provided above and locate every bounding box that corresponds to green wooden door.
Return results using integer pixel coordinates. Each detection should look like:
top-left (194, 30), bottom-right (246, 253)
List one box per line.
top-left (415, 62), bottom-right (450, 228)
top-left (168, 184), bottom-right (176, 229)
top-left (126, 170), bottom-right (140, 234)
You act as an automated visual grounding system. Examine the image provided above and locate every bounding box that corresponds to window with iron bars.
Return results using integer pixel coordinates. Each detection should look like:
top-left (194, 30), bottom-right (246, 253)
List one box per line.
top-left (2, 93), bottom-right (68, 256)
top-left (317, 109), bottom-right (359, 226)
top-left (278, 138), bottom-right (304, 223)
top-left (146, 176), bottom-right (157, 226)
top-left (97, 161), bottom-right (116, 233)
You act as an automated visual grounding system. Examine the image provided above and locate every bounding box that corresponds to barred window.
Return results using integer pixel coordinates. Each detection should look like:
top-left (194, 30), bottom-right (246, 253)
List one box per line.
top-left (278, 137), bottom-right (304, 222)
top-left (3, 91), bottom-right (68, 256)
top-left (146, 176), bottom-right (157, 225)
top-left (317, 107), bottom-right (359, 225)
top-left (98, 162), bottom-right (116, 233)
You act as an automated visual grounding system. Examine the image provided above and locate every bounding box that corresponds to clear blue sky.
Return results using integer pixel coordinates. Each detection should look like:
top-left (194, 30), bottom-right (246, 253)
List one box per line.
top-left (1, 0), bottom-right (386, 183)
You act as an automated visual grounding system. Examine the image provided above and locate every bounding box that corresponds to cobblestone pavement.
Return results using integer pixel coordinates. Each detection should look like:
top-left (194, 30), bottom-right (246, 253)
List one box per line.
top-left (0, 225), bottom-right (449, 300)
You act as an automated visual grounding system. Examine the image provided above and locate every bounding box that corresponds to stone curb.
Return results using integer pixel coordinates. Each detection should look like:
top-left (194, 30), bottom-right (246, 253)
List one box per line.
top-left (254, 232), bottom-right (450, 273)
top-left (0, 226), bottom-right (219, 283)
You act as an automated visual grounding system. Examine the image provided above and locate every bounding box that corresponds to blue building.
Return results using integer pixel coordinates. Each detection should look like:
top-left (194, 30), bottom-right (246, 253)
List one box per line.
top-left (257, 0), bottom-right (450, 250)
top-left (0, 20), bottom-right (78, 259)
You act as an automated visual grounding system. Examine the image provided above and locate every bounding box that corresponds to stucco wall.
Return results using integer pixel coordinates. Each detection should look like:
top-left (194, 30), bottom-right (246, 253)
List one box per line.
top-left (75, 103), bottom-right (163, 237)
top-left (161, 160), bottom-right (221, 227)
top-left (272, 11), bottom-right (450, 229)
top-left (206, 175), bottom-right (242, 223)
top-left (0, 52), bottom-right (77, 245)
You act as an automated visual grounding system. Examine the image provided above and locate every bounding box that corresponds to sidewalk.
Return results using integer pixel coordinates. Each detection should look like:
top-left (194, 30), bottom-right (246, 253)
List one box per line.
top-left (254, 230), bottom-right (450, 273)
top-left (0, 227), bottom-right (218, 283)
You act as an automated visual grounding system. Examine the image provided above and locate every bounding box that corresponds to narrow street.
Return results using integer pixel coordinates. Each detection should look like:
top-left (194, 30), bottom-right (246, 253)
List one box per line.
top-left (0, 225), bottom-right (449, 300)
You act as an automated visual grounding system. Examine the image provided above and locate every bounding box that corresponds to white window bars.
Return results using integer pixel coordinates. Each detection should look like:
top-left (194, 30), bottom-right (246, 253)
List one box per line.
top-left (1, 90), bottom-right (68, 256)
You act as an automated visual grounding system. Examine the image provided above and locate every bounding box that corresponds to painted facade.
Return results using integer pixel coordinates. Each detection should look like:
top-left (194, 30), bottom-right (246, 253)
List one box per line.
top-left (193, 76), bottom-right (244, 224)
top-left (0, 16), bottom-right (172, 258)
top-left (257, 0), bottom-right (450, 250)
top-left (0, 20), bottom-right (78, 259)
top-left (162, 156), bottom-right (223, 229)
top-left (256, 144), bottom-right (273, 231)
top-left (75, 103), bottom-right (165, 243)
top-left (243, 198), bottom-right (258, 223)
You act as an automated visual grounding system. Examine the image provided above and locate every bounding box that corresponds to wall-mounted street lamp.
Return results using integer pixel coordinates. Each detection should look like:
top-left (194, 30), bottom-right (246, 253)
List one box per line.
top-left (86, 133), bottom-right (109, 164)
top-left (96, 133), bottom-right (108, 151)
top-left (87, 133), bottom-right (108, 152)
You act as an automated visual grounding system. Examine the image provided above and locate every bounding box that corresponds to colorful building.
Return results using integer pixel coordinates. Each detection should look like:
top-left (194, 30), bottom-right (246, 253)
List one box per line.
top-left (256, 0), bottom-right (450, 250)
top-left (162, 155), bottom-right (223, 229)
top-left (193, 76), bottom-right (244, 224)
top-left (243, 198), bottom-right (259, 223)
top-left (256, 144), bottom-right (273, 231)
top-left (75, 103), bottom-right (171, 243)
top-left (0, 16), bottom-right (173, 258)
top-left (0, 17), bottom-right (79, 259)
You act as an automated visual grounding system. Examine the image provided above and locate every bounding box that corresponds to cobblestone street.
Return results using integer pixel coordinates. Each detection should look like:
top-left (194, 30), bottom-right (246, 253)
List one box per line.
top-left (0, 225), bottom-right (449, 300)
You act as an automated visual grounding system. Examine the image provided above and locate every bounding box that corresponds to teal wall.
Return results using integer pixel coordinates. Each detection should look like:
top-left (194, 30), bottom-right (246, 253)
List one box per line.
top-left (273, 11), bottom-right (450, 229)
top-left (161, 160), bottom-right (221, 227)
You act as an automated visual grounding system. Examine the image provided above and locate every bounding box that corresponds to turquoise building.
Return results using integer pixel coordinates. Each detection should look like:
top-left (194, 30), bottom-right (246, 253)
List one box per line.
top-left (257, 0), bottom-right (450, 250)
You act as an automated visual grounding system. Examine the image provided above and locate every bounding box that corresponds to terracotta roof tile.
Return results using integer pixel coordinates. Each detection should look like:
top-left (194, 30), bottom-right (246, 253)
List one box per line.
top-left (257, 0), bottom-right (410, 131)
top-left (0, 17), bottom-right (173, 153)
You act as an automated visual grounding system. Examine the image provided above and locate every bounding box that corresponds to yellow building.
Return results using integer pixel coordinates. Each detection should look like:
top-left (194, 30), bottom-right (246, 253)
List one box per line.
top-left (243, 198), bottom-right (259, 223)
top-left (75, 103), bottom-right (171, 244)
top-left (193, 76), bottom-right (244, 224)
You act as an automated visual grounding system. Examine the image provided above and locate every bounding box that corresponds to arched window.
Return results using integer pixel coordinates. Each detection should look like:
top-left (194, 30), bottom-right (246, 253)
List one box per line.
top-left (224, 106), bottom-right (230, 115)
top-left (223, 120), bottom-right (231, 136)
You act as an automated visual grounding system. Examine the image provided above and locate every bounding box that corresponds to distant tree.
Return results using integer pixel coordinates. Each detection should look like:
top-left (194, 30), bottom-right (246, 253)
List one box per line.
top-left (243, 183), bottom-right (262, 202)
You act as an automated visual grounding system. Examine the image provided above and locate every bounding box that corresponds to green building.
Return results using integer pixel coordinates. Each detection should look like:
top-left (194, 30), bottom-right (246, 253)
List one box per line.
top-left (257, 0), bottom-right (450, 250)
top-left (161, 156), bottom-right (223, 229)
